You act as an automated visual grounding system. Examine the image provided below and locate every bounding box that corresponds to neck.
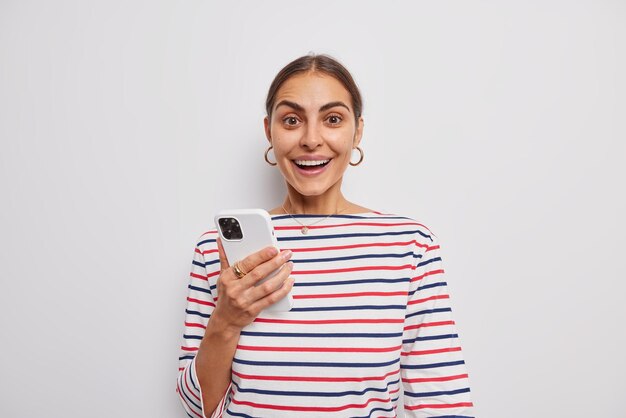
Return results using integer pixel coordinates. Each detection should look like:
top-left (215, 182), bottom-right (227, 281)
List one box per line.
top-left (283, 183), bottom-right (348, 215)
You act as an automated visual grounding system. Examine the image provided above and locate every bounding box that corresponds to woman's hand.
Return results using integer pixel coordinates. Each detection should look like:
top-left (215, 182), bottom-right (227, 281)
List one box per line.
top-left (210, 238), bottom-right (295, 332)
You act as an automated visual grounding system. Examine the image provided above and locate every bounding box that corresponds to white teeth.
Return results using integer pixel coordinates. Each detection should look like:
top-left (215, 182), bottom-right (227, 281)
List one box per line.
top-left (294, 159), bottom-right (330, 167)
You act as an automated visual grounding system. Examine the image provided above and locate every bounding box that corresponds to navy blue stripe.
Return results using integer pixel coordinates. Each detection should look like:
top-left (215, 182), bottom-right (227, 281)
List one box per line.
top-left (355, 406), bottom-right (396, 418)
top-left (182, 334), bottom-right (202, 340)
top-left (278, 229), bottom-right (432, 242)
top-left (405, 307), bottom-right (451, 319)
top-left (225, 409), bottom-right (259, 418)
top-left (197, 238), bottom-right (216, 246)
top-left (408, 281), bottom-right (447, 297)
top-left (233, 357), bottom-right (400, 368)
top-left (292, 304), bottom-right (406, 312)
top-left (187, 363), bottom-right (199, 391)
top-left (240, 331), bottom-right (403, 338)
top-left (429, 416), bottom-right (474, 418)
top-left (292, 251), bottom-right (415, 264)
top-left (179, 355), bottom-right (194, 361)
top-left (403, 333), bottom-right (459, 344)
top-left (404, 387), bottom-right (470, 398)
top-left (417, 256), bottom-right (441, 268)
top-left (295, 277), bottom-right (410, 287)
top-left (271, 214), bottom-right (410, 221)
top-left (188, 284), bottom-right (211, 294)
top-left (178, 373), bottom-right (201, 410)
top-left (203, 259), bottom-right (220, 267)
top-left (192, 260), bottom-right (205, 268)
top-left (185, 309), bottom-right (210, 319)
top-left (231, 378), bottom-right (399, 398)
top-left (417, 281), bottom-right (448, 292)
top-left (401, 360), bottom-right (465, 370)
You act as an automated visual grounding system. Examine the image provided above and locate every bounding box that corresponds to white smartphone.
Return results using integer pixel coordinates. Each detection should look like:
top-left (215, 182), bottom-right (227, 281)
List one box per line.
top-left (214, 208), bottom-right (293, 312)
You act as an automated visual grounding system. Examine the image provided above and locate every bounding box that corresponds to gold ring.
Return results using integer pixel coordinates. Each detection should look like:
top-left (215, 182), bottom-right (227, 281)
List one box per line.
top-left (231, 262), bottom-right (247, 279)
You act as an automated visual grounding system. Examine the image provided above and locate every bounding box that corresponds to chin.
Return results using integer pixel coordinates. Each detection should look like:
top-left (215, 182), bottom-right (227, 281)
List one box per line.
top-left (293, 186), bottom-right (328, 197)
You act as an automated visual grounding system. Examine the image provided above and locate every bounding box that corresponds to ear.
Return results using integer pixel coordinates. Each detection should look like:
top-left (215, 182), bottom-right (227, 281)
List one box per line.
top-left (353, 116), bottom-right (364, 147)
top-left (264, 116), bottom-right (272, 143)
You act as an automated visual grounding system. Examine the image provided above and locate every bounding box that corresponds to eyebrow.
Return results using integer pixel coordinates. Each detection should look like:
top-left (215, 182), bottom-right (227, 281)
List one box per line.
top-left (275, 100), bottom-right (351, 113)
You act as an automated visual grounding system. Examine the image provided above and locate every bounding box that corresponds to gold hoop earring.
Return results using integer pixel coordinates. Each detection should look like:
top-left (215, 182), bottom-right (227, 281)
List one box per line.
top-left (349, 146), bottom-right (364, 166)
top-left (264, 146), bottom-right (277, 166)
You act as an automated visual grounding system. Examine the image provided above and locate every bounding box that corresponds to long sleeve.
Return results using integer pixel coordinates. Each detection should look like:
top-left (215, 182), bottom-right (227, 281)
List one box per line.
top-left (176, 234), bottom-right (230, 418)
top-left (401, 233), bottom-right (475, 417)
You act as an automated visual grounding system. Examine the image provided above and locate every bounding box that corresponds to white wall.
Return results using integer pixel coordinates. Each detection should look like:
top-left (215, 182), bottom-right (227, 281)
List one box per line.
top-left (1, 1), bottom-right (624, 417)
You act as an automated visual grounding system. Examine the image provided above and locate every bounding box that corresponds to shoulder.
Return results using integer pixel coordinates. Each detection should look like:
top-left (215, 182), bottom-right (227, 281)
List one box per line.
top-left (370, 211), bottom-right (437, 239)
top-left (194, 227), bottom-right (220, 258)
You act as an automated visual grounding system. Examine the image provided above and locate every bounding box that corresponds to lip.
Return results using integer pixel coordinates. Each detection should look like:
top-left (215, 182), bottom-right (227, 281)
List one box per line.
top-left (291, 158), bottom-right (333, 176)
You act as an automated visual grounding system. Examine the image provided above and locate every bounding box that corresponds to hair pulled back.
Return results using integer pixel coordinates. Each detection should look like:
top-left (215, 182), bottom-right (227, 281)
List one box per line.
top-left (265, 53), bottom-right (363, 126)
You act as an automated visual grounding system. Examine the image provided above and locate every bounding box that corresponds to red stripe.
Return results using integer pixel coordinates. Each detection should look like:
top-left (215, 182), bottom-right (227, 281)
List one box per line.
top-left (405, 402), bottom-right (473, 411)
top-left (187, 297), bottom-right (215, 307)
top-left (285, 240), bottom-right (430, 253)
top-left (199, 230), bottom-right (217, 237)
top-left (185, 322), bottom-right (206, 329)
top-left (294, 291), bottom-right (408, 299)
top-left (177, 378), bottom-right (203, 418)
top-left (407, 294), bottom-right (449, 306)
top-left (425, 244), bottom-right (440, 252)
top-left (254, 318), bottom-right (404, 325)
top-left (231, 396), bottom-right (391, 412)
top-left (410, 269), bottom-right (444, 283)
top-left (404, 320), bottom-right (455, 331)
top-left (202, 249), bottom-right (218, 255)
top-left (293, 264), bottom-right (414, 275)
top-left (184, 368), bottom-right (201, 401)
top-left (402, 373), bottom-right (468, 384)
top-left (190, 272), bottom-right (207, 281)
top-left (275, 221), bottom-right (423, 231)
top-left (236, 344), bottom-right (402, 353)
top-left (180, 346), bottom-right (199, 352)
top-left (233, 368), bottom-right (400, 383)
top-left (401, 347), bottom-right (462, 356)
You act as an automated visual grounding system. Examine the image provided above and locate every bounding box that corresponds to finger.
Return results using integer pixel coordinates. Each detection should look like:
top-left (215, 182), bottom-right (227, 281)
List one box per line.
top-left (236, 246), bottom-right (282, 279)
top-left (248, 276), bottom-right (295, 314)
top-left (241, 249), bottom-right (292, 288)
top-left (245, 261), bottom-right (294, 301)
top-left (216, 237), bottom-right (230, 271)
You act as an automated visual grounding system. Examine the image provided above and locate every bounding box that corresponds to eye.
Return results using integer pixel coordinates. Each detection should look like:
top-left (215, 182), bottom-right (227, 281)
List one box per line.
top-left (326, 114), bottom-right (343, 125)
top-left (282, 116), bottom-right (300, 127)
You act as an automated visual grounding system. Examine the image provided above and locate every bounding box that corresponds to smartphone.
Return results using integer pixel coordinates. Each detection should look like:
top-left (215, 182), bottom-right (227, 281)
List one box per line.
top-left (214, 208), bottom-right (293, 312)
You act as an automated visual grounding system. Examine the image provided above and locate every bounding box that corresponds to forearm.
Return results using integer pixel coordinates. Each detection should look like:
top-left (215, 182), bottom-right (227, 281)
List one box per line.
top-left (195, 316), bottom-right (241, 416)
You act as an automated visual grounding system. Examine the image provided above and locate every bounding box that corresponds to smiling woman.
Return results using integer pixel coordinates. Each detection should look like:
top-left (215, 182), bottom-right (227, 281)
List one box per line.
top-left (176, 54), bottom-right (475, 418)
top-left (263, 67), bottom-right (365, 210)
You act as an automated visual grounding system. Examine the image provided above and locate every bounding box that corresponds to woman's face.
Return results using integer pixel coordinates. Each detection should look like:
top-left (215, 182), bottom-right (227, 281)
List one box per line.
top-left (264, 72), bottom-right (364, 199)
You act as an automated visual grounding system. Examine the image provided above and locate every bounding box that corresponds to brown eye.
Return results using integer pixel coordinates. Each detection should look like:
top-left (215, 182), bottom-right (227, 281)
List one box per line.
top-left (327, 115), bottom-right (342, 125)
top-left (283, 116), bottom-right (299, 126)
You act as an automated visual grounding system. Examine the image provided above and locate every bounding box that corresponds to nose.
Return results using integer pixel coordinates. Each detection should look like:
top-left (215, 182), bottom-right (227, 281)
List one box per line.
top-left (299, 122), bottom-right (323, 150)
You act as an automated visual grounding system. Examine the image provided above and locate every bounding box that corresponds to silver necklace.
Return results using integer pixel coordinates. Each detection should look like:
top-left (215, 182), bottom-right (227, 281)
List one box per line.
top-left (281, 204), bottom-right (341, 235)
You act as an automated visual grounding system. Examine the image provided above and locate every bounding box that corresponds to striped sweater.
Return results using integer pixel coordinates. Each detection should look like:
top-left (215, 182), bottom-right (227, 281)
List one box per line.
top-left (177, 211), bottom-right (474, 418)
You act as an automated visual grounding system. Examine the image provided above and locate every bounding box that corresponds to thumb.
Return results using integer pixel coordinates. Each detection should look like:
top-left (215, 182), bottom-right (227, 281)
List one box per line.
top-left (216, 237), bottom-right (230, 271)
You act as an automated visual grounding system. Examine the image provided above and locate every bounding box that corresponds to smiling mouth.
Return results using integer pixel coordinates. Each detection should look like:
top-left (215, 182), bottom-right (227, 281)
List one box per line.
top-left (293, 159), bottom-right (331, 170)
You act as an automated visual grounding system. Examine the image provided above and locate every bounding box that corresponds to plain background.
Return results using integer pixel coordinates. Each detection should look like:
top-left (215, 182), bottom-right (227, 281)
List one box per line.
top-left (1, 1), bottom-right (624, 417)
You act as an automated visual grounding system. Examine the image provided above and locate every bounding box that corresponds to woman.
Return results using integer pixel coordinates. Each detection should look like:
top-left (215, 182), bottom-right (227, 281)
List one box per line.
top-left (177, 54), bottom-right (474, 418)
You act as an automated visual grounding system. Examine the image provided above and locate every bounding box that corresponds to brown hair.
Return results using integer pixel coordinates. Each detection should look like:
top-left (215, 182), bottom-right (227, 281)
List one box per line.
top-left (265, 53), bottom-right (363, 127)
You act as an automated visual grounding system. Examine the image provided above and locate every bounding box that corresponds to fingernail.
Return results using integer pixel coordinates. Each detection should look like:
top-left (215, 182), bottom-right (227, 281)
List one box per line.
top-left (281, 250), bottom-right (293, 260)
top-left (268, 247), bottom-right (278, 256)
top-left (286, 261), bottom-right (294, 269)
